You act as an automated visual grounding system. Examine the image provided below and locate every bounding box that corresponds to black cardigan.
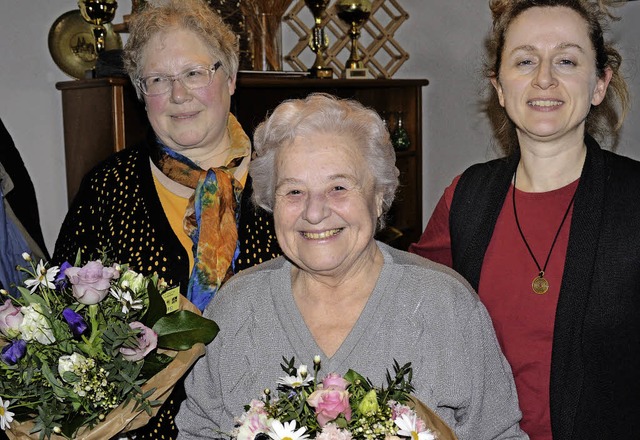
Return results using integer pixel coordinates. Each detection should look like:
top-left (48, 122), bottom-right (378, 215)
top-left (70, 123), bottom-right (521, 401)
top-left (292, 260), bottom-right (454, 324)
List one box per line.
top-left (449, 135), bottom-right (640, 439)
top-left (53, 139), bottom-right (281, 290)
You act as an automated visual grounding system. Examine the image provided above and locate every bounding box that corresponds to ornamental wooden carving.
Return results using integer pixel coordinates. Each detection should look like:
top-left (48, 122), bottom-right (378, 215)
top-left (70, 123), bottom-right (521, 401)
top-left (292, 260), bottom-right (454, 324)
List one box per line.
top-left (284, 0), bottom-right (409, 78)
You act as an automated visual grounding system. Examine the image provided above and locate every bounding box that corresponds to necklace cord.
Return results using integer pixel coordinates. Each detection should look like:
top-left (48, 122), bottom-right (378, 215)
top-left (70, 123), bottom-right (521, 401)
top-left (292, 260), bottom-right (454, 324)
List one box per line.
top-left (512, 168), bottom-right (577, 277)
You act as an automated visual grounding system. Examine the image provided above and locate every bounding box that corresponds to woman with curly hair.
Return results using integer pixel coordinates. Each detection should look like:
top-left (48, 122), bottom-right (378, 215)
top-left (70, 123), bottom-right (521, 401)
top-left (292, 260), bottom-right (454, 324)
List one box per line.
top-left (411, 1), bottom-right (638, 438)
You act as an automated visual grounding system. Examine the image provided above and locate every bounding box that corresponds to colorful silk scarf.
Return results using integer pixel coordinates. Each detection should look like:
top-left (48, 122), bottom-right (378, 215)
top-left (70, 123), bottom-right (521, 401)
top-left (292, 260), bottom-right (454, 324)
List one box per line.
top-left (151, 137), bottom-right (244, 311)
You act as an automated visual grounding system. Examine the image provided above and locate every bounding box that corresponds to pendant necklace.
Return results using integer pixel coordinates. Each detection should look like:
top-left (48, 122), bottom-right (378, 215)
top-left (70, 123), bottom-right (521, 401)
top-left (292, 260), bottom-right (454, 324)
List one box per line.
top-left (512, 168), bottom-right (577, 294)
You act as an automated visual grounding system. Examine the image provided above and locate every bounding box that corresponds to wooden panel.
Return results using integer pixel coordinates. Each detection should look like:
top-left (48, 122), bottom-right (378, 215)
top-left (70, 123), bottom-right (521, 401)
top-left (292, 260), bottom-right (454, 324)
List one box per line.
top-left (56, 78), bottom-right (148, 204)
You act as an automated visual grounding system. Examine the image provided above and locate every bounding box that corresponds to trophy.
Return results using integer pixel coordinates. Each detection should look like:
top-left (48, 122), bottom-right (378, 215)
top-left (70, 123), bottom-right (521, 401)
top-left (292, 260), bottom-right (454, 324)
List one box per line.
top-left (335, 0), bottom-right (371, 78)
top-left (78, 0), bottom-right (118, 55)
top-left (304, 0), bottom-right (334, 79)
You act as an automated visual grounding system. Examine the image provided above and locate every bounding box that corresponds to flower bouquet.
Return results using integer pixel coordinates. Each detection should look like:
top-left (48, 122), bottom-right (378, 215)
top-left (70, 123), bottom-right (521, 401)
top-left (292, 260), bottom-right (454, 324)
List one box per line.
top-left (0, 252), bottom-right (219, 439)
top-left (232, 357), bottom-right (457, 440)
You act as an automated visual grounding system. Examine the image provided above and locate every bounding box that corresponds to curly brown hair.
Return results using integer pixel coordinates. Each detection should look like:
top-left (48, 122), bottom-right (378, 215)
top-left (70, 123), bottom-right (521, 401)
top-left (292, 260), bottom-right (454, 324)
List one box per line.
top-left (484, 0), bottom-right (630, 155)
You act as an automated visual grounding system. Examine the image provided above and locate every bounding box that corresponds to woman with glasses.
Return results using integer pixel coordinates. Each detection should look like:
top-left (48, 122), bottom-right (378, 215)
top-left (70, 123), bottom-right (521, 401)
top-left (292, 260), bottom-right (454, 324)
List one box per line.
top-left (52, 0), bottom-right (280, 437)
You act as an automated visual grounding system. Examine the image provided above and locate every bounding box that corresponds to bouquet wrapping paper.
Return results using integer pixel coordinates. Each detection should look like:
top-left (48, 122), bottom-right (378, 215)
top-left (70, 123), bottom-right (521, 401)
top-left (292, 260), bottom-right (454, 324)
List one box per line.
top-left (408, 396), bottom-right (457, 440)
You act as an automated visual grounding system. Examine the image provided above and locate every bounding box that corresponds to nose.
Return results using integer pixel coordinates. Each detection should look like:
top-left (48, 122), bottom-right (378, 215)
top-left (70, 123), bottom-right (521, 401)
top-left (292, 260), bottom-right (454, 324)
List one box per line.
top-left (169, 77), bottom-right (192, 103)
top-left (301, 191), bottom-right (330, 224)
top-left (533, 60), bottom-right (558, 89)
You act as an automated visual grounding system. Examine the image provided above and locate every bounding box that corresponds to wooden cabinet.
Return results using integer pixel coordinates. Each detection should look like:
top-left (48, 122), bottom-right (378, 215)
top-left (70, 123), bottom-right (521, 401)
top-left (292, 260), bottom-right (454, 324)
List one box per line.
top-left (232, 75), bottom-right (428, 250)
top-left (56, 75), bottom-right (427, 250)
top-left (56, 78), bottom-right (149, 204)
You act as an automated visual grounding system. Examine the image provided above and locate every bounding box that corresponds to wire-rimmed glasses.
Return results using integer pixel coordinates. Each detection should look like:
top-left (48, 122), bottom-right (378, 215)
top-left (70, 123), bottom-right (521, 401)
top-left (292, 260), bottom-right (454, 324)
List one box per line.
top-left (137, 61), bottom-right (223, 96)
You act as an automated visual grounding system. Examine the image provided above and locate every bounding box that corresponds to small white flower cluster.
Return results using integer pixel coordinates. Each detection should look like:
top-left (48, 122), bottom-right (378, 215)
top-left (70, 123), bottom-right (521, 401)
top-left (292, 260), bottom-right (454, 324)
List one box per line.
top-left (58, 353), bottom-right (118, 410)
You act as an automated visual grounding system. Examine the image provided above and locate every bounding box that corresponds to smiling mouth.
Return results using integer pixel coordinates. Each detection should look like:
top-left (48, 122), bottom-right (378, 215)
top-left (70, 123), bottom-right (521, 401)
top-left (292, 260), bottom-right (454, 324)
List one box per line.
top-left (528, 99), bottom-right (563, 107)
top-left (171, 111), bottom-right (199, 119)
top-left (301, 228), bottom-right (343, 240)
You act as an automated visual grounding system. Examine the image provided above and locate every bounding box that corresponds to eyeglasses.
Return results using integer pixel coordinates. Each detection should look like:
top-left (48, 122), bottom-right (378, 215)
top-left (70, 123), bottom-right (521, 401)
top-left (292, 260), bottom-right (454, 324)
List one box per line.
top-left (137, 61), bottom-right (223, 96)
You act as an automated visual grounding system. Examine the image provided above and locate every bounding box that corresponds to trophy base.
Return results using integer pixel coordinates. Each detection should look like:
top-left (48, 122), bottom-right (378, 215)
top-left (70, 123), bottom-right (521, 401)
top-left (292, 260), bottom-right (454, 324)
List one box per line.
top-left (308, 67), bottom-right (334, 79)
top-left (344, 68), bottom-right (369, 79)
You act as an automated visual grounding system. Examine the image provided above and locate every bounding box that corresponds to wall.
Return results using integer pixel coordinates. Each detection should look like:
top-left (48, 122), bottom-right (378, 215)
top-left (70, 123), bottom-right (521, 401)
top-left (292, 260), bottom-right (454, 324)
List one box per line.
top-left (1, 0), bottom-right (639, 254)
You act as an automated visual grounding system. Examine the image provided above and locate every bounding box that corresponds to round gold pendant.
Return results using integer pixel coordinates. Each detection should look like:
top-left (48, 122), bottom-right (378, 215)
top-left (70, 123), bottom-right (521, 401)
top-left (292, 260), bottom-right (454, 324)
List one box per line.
top-left (532, 275), bottom-right (549, 294)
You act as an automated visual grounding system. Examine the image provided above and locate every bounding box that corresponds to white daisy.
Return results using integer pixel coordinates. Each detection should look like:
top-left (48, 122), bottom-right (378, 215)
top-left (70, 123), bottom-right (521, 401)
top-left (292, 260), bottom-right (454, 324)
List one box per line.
top-left (277, 372), bottom-right (314, 388)
top-left (23, 260), bottom-right (59, 292)
top-left (110, 287), bottom-right (143, 314)
top-left (395, 413), bottom-right (435, 440)
top-left (0, 397), bottom-right (14, 431)
top-left (277, 364), bottom-right (313, 388)
top-left (267, 420), bottom-right (309, 440)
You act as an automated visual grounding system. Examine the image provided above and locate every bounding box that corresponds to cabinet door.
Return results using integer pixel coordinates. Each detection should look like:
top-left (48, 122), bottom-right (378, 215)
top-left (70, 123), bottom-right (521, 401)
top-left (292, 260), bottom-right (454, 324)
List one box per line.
top-left (56, 78), bottom-right (148, 204)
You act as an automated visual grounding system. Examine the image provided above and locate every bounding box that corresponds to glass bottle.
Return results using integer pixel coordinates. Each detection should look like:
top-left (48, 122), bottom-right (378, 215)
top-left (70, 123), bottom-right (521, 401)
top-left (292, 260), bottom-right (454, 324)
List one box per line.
top-left (379, 110), bottom-right (389, 132)
top-left (392, 111), bottom-right (410, 151)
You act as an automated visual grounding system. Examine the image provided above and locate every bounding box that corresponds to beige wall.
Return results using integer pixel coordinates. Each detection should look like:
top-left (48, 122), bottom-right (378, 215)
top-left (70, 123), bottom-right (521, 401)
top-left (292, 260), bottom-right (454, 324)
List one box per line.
top-left (1, 0), bottom-right (639, 253)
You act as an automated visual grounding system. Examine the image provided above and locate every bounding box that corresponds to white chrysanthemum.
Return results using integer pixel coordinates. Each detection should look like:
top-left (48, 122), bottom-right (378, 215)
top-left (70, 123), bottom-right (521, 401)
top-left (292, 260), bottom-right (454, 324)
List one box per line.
top-left (267, 420), bottom-right (309, 440)
top-left (0, 397), bottom-right (14, 430)
top-left (110, 287), bottom-right (143, 314)
top-left (19, 304), bottom-right (55, 344)
top-left (23, 260), bottom-right (59, 292)
top-left (395, 413), bottom-right (435, 440)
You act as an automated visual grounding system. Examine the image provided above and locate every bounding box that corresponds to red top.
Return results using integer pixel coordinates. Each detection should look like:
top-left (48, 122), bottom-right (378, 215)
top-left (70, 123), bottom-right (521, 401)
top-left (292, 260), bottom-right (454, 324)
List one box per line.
top-left (410, 176), bottom-right (579, 440)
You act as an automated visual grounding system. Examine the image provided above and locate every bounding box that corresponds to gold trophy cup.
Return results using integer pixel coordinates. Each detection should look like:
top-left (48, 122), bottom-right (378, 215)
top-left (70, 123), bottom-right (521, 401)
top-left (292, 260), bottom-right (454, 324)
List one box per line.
top-left (335, 0), bottom-right (371, 78)
top-left (78, 0), bottom-right (118, 55)
top-left (304, 0), bottom-right (334, 79)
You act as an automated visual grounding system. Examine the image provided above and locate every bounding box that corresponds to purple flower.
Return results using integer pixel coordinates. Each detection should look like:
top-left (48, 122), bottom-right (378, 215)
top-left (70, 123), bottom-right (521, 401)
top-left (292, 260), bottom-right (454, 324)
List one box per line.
top-left (55, 261), bottom-right (72, 288)
top-left (120, 322), bottom-right (158, 361)
top-left (65, 260), bottom-right (120, 305)
top-left (1, 339), bottom-right (27, 365)
top-left (62, 308), bottom-right (88, 337)
top-left (0, 300), bottom-right (23, 338)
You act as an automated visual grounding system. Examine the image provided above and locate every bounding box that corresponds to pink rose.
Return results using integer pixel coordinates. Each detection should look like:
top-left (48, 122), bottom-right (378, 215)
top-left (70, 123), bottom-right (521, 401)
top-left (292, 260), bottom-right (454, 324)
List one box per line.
top-left (65, 261), bottom-right (119, 305)
top-left (120, 322), bottom-right (157, 361)
top-left (307, 387), bottom-right (352, 426)
top-left (0, 300), bottom-right (23, 338)
top-left (322, 373), bottom-right (349, 390)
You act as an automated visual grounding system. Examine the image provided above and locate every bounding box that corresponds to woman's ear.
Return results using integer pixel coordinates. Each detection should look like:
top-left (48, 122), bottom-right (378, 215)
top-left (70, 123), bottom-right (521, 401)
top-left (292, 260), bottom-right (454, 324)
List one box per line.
top-left (490, 76), bottom-right (505, 107)
top-left (591, 67), bottom-right (613, 106)
top-left (228, 74), bottom-right (237, 96)
top-left (375, 191), bottom-right (384, 219)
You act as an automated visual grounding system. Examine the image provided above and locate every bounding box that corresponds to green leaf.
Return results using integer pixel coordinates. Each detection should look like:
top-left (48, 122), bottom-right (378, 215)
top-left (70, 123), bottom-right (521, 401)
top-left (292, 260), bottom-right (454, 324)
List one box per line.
top-left (143, 280), bottom-right (168, 328)
top-left (153, 311), bottom-right (219, 350)
top-left (40, 362), bottom-right (68, 399)
top-left (17, 287), bottom-right (47, 307)
top-left (344, 369), bottom-right (370, 389)
top-left (140, 351), bottom-right (174, 378)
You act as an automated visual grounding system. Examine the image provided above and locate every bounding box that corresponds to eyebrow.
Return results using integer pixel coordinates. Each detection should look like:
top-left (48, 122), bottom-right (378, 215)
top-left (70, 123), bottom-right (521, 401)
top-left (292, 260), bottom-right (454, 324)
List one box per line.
top-left (275, 174), bottom-right (356, 191)
top-left (509, 42), bottom-right (586, 55)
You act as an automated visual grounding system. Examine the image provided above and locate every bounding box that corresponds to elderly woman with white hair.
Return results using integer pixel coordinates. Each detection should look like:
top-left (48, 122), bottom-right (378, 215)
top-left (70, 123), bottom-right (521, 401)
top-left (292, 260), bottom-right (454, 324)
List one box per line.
top-left (176, 93), bottom-right (528, 440)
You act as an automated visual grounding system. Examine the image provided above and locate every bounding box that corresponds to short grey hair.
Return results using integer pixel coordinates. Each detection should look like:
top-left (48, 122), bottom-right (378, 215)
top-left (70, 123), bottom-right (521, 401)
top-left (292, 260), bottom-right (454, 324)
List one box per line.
top-left (250, 93), bottom-right (399, 228)
top-left (123, 0), bottom-right (239, 100)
